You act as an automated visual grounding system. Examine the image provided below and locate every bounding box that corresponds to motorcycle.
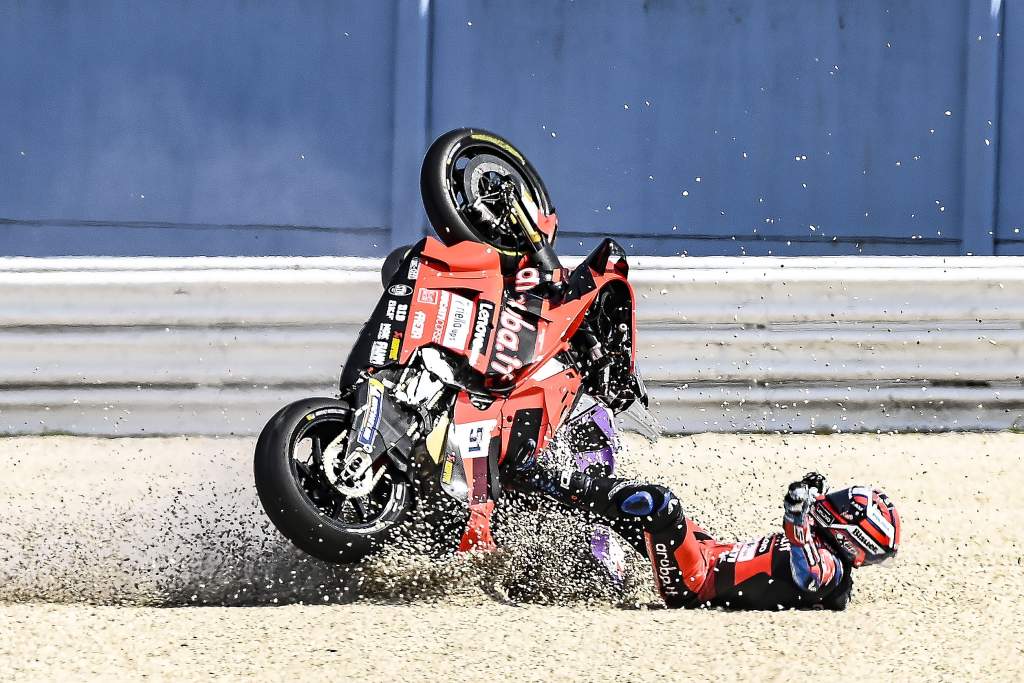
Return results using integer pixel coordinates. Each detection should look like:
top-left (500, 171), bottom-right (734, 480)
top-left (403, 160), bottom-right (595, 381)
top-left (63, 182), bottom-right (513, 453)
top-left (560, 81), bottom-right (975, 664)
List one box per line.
top-left (254, 128), bottom-right (655, 578)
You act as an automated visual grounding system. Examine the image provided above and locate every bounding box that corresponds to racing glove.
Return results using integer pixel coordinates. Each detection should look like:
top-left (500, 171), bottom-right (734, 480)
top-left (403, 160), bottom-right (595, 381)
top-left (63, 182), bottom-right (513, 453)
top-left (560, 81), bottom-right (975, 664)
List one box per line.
top-left (783, 482), bottom-right (812, 528)
top-left (783, 479), bottom-right (838, 592)
top-left (800, 472), bottom-right (828, 497)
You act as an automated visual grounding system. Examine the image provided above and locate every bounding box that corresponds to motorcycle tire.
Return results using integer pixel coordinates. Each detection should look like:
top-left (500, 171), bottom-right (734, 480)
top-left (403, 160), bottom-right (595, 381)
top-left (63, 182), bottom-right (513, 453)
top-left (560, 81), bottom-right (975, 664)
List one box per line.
top-left (253, 397), bottom-right (414, 564)
top-left (420, 127), bottom-right (555, 259)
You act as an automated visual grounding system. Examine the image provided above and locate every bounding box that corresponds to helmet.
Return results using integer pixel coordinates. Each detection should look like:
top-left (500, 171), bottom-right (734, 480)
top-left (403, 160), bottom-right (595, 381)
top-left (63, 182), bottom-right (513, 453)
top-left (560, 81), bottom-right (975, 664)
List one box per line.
top-left (810, 486), bottom-right (900, 567)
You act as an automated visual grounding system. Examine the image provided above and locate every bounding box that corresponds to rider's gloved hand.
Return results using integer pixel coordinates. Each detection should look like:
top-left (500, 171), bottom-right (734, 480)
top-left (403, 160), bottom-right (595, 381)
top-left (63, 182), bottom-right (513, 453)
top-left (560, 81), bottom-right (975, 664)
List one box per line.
top-left (800, 472), bottom-right (828, 497)
top-left (784, 482), bottom-right (812, 523)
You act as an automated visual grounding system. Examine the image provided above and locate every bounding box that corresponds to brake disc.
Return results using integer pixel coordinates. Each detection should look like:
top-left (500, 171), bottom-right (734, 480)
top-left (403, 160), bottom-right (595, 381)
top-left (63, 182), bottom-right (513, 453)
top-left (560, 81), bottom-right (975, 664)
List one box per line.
top-left (460, 153), bottom-right (529, 205)
top-left (324, 434), bottom-right (384, 498)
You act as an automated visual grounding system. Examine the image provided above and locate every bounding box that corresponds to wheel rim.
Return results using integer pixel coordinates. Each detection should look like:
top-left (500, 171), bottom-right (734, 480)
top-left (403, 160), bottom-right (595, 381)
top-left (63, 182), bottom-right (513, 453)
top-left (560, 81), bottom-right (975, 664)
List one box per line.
top-left (289, 414), bottom-right (404, 532)
top-left (446, 145), bottom-right (541, 254)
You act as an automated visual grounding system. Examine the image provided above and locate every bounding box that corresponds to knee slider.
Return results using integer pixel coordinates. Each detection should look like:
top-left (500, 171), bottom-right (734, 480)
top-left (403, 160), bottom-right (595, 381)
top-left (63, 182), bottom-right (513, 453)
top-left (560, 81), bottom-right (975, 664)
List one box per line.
top-left (621, 491), bottom-right (656, 517)
top-left (617, 485), bottom-right (680, 520)
top-left (647, 486), bottom-right (684, 532)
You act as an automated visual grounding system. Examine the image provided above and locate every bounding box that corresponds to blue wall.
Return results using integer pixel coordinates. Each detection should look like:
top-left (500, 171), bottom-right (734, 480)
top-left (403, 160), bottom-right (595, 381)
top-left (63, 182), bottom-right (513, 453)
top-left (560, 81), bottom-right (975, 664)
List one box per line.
top-left (0, 1), bottom-right (1019, 256)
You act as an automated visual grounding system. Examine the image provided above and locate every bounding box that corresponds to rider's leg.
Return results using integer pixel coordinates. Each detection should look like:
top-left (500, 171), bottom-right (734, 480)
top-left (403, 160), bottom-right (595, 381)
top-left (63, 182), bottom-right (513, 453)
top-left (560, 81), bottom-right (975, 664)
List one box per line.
top-left (513, 465), bottom-right (710, 606)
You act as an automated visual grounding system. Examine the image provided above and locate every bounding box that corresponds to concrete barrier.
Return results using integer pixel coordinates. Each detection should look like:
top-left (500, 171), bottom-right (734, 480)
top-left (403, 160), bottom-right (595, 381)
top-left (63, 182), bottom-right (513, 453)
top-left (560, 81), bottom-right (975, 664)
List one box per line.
top-left (2, 256), bottom-right (1023, 434)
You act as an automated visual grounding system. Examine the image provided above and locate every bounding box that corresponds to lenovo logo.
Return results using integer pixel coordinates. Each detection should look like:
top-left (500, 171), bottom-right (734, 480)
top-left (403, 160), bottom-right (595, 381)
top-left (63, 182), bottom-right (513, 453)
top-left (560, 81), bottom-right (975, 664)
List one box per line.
top-left (467, 301), bottom-right (494, 365)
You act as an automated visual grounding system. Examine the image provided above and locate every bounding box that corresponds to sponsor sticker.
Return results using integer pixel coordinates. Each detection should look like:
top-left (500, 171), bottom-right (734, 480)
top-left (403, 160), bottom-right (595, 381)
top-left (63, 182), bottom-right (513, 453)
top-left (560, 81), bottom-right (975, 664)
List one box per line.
top-left (466, 425), bottom-right (485, 456)
top-left (452, 420), bottom-right (497, 459)
top-left (357, 380), bottom-right (385, 447)
top-left (832, 531), bottom-right (859, 558)
top-left (369, 340), bottom-right (388, 365)
top-left (736, 540), bottom-right (757, 563)
top-left (407, 257), bottom-right (420, 280)
top-left (467, 300), bottom-right (495, 365)
top-left (515, 267), bottom-right (540, 292)
top-left (811, 505), bottom-right (835, 526)
top-left (388, 284), bottom-right (413, 297)
top-left (385, 299), bottom-right (407, 322)
top-left (489, 305), bottom-right (536, 375)
top-left (431, 292), bottom-right (451, 343)
top-left (388, 334), bottom-right (401, 360)
top-left (418, 288), bottom-right (439, 305)
top-left (441, 451), bottom-right (455, 484)
top-left (377, 322), bottom-right (392, 340)
top-left (442, 294), bottom-right (473, 350)
top-left (851, 526), bottom-right (884, 555)
top-left (722, 539), bottom-right (759, 564)
top-left (410, 310), bottom-right (426, 339)
top-left (866, 500), bottom-right (895, 537)
top-left (652, 541), bottom-right (680, 597)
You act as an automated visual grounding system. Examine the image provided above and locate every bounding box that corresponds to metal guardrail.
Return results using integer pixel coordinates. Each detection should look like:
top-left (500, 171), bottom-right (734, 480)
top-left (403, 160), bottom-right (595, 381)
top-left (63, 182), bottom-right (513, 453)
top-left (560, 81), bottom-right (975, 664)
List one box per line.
top-left (2, 256), bottom-right (1022, 435)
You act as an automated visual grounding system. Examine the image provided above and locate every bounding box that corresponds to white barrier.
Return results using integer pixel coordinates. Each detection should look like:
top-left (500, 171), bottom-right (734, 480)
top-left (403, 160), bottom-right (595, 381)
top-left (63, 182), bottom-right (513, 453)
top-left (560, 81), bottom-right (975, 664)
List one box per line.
top-left (2, 256), bottom-right (1023, 435)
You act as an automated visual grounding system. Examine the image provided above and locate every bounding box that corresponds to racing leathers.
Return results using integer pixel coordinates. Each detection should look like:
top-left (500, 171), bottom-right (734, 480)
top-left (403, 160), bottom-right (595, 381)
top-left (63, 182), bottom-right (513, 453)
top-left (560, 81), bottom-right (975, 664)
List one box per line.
top-left (517, 468), bottom-right (852, 610)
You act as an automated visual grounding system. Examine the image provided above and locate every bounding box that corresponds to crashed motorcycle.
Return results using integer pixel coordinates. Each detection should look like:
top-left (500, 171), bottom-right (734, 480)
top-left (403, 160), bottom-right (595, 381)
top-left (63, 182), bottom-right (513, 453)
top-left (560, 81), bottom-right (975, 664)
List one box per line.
top-left (254, 128), bottom-right (655, 575)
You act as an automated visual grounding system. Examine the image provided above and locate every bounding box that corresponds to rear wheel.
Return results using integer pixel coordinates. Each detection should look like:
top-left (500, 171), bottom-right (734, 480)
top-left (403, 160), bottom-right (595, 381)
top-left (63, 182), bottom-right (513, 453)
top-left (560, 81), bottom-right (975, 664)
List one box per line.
top-left (253, 397), bottom-right (414, 564)
top-left (421, 128), bottom-right (555, 260)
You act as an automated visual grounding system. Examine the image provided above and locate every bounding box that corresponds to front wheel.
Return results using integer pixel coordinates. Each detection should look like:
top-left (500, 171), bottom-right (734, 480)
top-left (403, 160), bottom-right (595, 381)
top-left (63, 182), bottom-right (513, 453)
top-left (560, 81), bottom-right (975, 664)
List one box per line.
top-left (420, 128), bottom-right (556, 259)
top-left (253, 397), bottom-right (414, 564)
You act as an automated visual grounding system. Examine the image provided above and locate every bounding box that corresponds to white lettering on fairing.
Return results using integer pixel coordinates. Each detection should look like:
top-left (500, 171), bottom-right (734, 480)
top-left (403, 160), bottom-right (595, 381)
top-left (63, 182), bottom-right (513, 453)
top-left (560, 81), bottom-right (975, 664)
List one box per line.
top-left (489, 307), bottom-right (535, 375)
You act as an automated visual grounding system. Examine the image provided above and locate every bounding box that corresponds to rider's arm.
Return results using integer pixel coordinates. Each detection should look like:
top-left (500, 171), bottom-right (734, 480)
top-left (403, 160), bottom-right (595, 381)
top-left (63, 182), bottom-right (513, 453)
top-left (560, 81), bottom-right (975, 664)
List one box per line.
top-left (783, 479), bottom-right (842, 593)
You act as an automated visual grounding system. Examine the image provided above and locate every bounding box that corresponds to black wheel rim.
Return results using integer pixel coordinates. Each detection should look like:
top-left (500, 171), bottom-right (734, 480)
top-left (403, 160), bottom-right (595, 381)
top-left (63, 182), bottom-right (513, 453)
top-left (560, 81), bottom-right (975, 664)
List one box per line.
top-left (289, 414), bottom-right (402, 530)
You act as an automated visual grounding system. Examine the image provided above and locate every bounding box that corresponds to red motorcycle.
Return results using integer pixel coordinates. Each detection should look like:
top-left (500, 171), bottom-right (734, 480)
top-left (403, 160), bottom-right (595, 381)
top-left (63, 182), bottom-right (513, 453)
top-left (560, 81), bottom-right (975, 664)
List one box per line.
top-left (254, 129), bottom-right (653, 565)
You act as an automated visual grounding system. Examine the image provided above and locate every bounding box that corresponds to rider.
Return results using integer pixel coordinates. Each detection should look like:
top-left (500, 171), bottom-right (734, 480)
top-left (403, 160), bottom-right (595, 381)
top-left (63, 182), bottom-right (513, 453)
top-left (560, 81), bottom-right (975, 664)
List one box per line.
top-left (509, 462), bottom-right (900, 610)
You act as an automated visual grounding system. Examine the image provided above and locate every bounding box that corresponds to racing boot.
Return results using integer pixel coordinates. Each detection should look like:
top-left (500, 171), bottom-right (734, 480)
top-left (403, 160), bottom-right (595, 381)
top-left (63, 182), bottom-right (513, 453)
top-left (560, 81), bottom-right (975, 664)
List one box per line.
top-left (502, 438), bottom-right (592, 506)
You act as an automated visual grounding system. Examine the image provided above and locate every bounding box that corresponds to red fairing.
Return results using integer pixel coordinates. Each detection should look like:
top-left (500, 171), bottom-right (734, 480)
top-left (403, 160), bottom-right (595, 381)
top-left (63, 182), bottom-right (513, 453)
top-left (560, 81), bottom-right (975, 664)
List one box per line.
top-left (399, 237), bottom-right (633, 382)
top-left (535, 210), bottom-right (558, 242)
top-left (399, 239), bottom-right (504, 370)
top-left (382, 237), bottom-right (636, 549)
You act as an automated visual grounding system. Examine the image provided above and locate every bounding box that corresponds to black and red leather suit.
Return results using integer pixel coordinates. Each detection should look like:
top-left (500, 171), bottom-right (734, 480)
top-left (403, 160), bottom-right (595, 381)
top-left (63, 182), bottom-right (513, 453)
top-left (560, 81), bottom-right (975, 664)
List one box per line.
top-left (521, 470), bottom-right (852, 610)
